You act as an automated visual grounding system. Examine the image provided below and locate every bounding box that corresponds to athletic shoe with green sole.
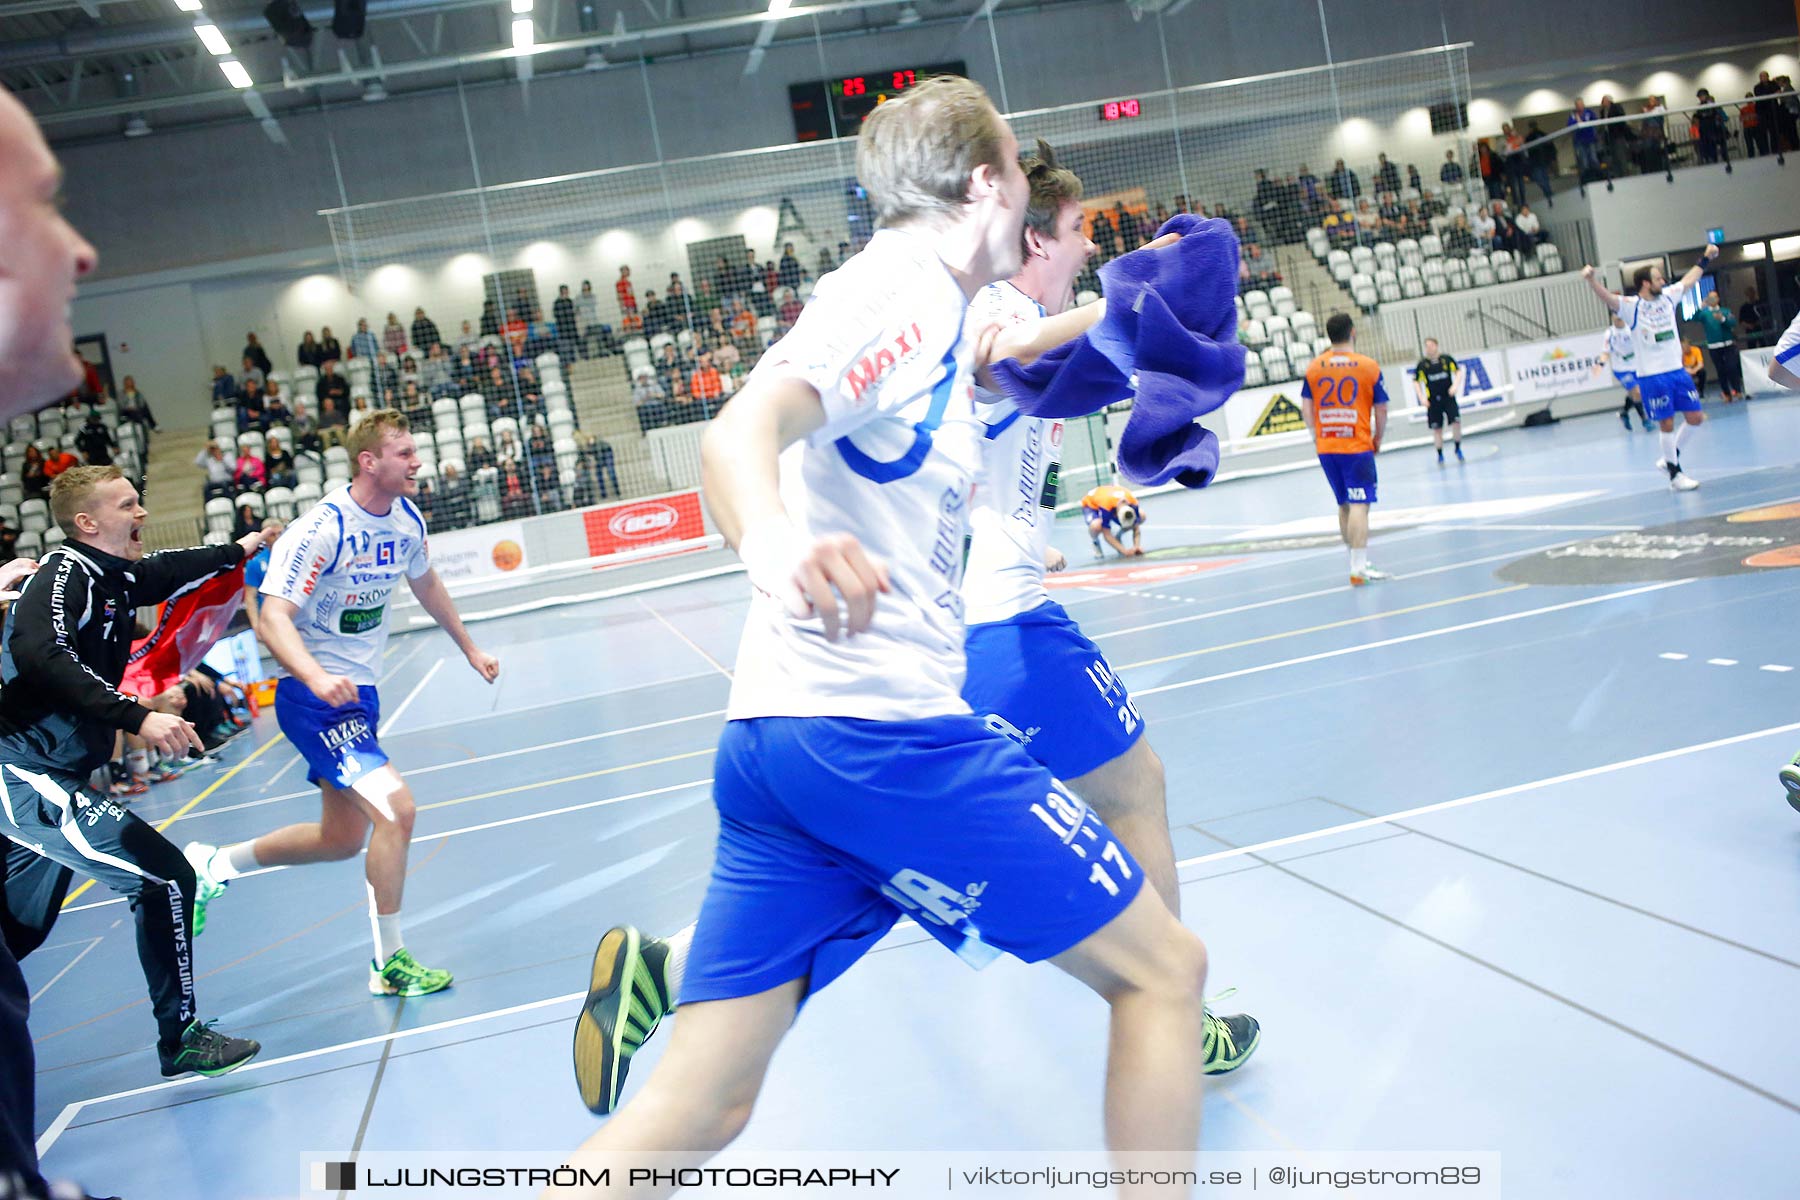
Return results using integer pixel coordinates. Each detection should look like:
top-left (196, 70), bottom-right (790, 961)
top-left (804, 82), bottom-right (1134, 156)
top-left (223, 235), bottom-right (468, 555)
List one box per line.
top-left (158, 1019), bottom-right (260, 1078)
top-left (1202, 993), bottom-right (1261, 1076)
top-left (369, 948), bottom-right (453, 997)
top-left (1781, 754), bottom-right (1800, 814)
top-left (573, 925), bottom-right (673, 1115)
top-left (181, 841), bottom-right (228, 936)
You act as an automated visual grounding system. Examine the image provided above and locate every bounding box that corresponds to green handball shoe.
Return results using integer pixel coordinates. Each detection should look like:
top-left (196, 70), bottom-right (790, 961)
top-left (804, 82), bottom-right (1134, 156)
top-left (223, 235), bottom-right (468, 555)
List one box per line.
top-left (1781, 752), bottom-right (1800, 814)
top-left (1202, 994), bottom-right (1261, 1076)
top-left (181, 841), bottom-right (228, 936)
top-left (573, 925), bottom-right (674, 1115)
top-left (369, 948), bottom-right (453, 997)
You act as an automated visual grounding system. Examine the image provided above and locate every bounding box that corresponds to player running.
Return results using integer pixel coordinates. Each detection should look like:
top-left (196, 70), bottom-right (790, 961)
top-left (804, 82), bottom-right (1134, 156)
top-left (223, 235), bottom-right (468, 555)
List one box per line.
top-left (1301, 313), bottom-right (1389, 587)
top-left (1581, 244), bottom-right (1719, 490)
top-left (1411, 337), bottom-right (1463, 463)
top-left (1082, 483), bottom-right (1146, 558)
top-left (563, 142), bottom-right (1261, 1123)
top-left (550, 78), bottom-right (1213, 1195)
top-left (1601, 313), bottom-right (1649, 430)
top-left (183, 411), bottom-right (499, 998)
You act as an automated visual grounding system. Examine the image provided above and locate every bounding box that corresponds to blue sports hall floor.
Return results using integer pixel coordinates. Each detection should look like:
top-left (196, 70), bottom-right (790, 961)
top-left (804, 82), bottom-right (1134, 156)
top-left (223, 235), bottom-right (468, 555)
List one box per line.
top-left (23, 393), bottom-right (1800, 1199)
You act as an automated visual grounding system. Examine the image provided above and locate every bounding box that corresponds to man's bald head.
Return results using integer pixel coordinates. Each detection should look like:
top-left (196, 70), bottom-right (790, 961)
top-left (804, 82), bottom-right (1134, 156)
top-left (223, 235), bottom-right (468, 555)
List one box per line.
top-left (0, 86), bottom-right (98, 421)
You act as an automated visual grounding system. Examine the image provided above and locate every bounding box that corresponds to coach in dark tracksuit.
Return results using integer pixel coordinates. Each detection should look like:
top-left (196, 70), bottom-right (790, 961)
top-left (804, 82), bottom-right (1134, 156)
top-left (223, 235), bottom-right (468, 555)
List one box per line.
top-left (0, 466), bottom-right (264, 1083)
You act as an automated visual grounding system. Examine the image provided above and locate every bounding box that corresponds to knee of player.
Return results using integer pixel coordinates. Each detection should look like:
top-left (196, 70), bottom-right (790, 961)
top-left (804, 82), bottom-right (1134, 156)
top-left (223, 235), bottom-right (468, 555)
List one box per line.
top-left (383, 791), bottom-right (417, 833)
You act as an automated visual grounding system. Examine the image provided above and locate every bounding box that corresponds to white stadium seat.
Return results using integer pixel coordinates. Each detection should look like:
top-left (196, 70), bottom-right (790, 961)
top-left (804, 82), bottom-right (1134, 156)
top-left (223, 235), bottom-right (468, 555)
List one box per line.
top-left (1259, 345), bottom-right (1290, 381)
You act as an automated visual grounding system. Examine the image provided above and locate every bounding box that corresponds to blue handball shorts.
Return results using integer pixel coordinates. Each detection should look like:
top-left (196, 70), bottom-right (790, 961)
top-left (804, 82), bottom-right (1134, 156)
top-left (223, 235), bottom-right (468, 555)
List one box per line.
top-left (680, 714), bottom-right (1145, 1005)
top-left (1318, 450), bottom-right (1378, 506)
top-left (963, 599), bottom-right (1145, 781)
top-left (274, 677), bottom-right (388, 789)
top-left (1612, 369), bottom-right (1638, 390)
top-left (1636, 367), bottom-right (1703, 422)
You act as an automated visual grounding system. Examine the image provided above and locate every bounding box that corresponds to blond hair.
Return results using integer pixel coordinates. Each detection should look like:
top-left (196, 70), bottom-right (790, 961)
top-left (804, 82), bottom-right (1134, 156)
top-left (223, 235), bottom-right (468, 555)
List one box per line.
top-left (1021, 138), bottom-right (1084, 245)
top-left (344, 410), bottom-right (410, 476)
top-left (49, 465), bottom-right (125, 537)
top-left (857, 76), bottom-right (1010, 228)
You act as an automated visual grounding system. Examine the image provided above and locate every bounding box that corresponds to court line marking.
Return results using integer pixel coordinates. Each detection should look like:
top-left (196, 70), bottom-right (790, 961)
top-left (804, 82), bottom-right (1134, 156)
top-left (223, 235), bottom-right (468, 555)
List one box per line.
top-left (178, 709), bottom-right (728, 822)
top-left (376, 658), bottom-right (443, 736)
top-left (1135, 580), bottom-right (1691, 697)
top-left (56, 779), bottom-right (713, 913)
top-left (1119, 584), bottom-right (1528, 671)
top-left (44, 721), bottom-right (1800, 1157)
top-left (1421, 522), bottom-right (1643, 532)
top-left (1173, 717), bottom-right (1800, 871)
top-left (29, 938), bottom-right (103, 1004)
top-left (59, 735), bottom-right (286, 910)
top-left (1091, 538), bottom-right (1574, 641)
top-left (639, 596), bottom-right (734, 679)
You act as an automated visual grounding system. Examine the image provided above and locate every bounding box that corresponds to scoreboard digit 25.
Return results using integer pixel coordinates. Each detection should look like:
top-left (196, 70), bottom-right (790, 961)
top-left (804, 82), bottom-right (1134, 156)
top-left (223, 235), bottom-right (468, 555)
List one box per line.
top-left (789, 61), bottom-right (968, 142)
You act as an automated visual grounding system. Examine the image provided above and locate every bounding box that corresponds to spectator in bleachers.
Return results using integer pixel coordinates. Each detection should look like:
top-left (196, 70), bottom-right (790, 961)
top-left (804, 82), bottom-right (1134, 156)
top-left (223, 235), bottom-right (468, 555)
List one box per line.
top-left (398, 355), bottom-right (421, 393)
top-left (1242, 245), bottom-right (1280, 292)
top-left (577, 432), bottom-right (620, 504)
top-left (454, 318), bottom-right (480, 355)
top-left (1739, 286), bottom-right (1770, 346)
top-left (1374, 153), bottom-right (1400, 195)
top-left (242, 332), bottom-right (273, 377)
top-left (1682, 338), bottom-right (1706, 396)
top-left (1691, 90), bottom-right (1724, 164)
top-left (574, 281), bottom-right (603, 358)
top-left (118, 375), bottom-right (156, 434)
top-left (1500, 123), bottom-right (1529, 206)
top-left (1696, 292), bottom-right (1743, 402)
top-left (1475, 137), bottom-right (1504, 199)
top-left (75, 412), bottom-right (115, 466)
top-left (526, 423), bottom-right (556, 471)
top-left (632, 366), bottom-right (668, 433)
top-left (1599, 94), bottom-right (1634, 172)
top-left (1321, 199), bottom-right (1354, 250)
top-left (815, 246), bottom-right (836, 277)
top-left (496, 427), bottom-right (523, 468)
top-left (1351, 199), bottom-right (1379, 247)
top-left (1407, 162), bottom-right (1422, 192)
top-left (236, 377), bottom-right (266, 432)
top-left (264, 436), bottom-right (297, 489)
top-left (1775, 77), bottom-right (1798, 153)
top-left (531, 458), bottom-right (564, 513)
top-left (314, 359), bottom-right (350, 409)
top-left (298, 331), bottom-right (326, 369)
top-left (0, 516), bottom-right (16, 561)
top-left (381, 312), bottom-right (409, 358)
top-left (1567, 102), bottom-right (1601, 178)
top-left (553, 285), bottom-right (580, 361)
top-left (209, 363), bottom-right (235, 406)
top-left (502, 308), bottom-right (528, 358)
top-left (291, 399), bottom-right (320, 453)
top-left (349, 317), bottom-right (378, 360)
top-left (194, 442), bottom-right (232, 501)
top-left (238, 354), bottom-right (265, 391)
top-left (1252, 169), bottom-right (1281, 240)
top-left (670, 279), bottom-right (700, 330)
top-left (1488, 202), bottom-right (1519, 253)
top-left (639, 290), bottom-right (666, 337)
top-left (1328, 158), bottom-right (1360, 200)
top-left (1377, 191), bottom-right (1403, 228)
top-left (436, 463), bottom-right (469, 530)
top-left (777, 242), bottom-right (805, 293)
top-left (1420, 188), bottom-right (1446, 219)
top-left (318, 396), bottom-right (347, 442)
top-left (615, 265), bottom-right (637, 317)
top-left (1513, 203), bottom-right (1544, 249)
top-left (1633, 97), bottom-right (1666, 174)
top-left (453, 345), bottom-right (482, 393)
top-left (1439, 148), bottom-right (1464, 186)
top-left (499, 458), bottom-right (530, 519)
top-left (480, 299), bottom-right (502, 338)
top-left (1755, 71), bottom-right (1784, 151)
top-left (1524, 121), bottom-right (1558, 190)
top-left (688, 350), bottom-right (724, 419)
top-left (349, 394), bottom-right (373, 421)
top-left (43, 444), bottom-right (78, 480)
top-left (1401, 199), bottom-right (1428, 239)
top-left (1740, 93), bottom-right (1765, 158)
top-left (1471, 204), bottom-right (1496, 247)
top-left (1296, 164), bottom-right (1323, 225)
top-left (777, 287), bottom-right (803, 332)
top-left (713, 338), bottom-right (742, 380)
top-left (317, 325), bottom-right (342, 363)
top-left (21, 444), bottom-right (50, 499)
top-left (232, 445), bottom-right (264, 491)
top-left (410, 307), bottom-right (441, 355)
top-left (400, 382), bottom-right (432, 432)
top-left (422, 344), bottom-right (454, 396)
top-left (1445, 213), bottom-right (1476, 256)
top-left (467, 435), bottom-right (497, 473)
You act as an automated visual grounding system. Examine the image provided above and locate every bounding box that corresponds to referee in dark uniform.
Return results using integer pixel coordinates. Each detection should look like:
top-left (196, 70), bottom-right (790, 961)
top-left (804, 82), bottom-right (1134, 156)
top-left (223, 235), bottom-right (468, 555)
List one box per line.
top-left (1412, 337), bottom-right (1465, 463)
top-left (1, 468), bottom-right (267, 1089)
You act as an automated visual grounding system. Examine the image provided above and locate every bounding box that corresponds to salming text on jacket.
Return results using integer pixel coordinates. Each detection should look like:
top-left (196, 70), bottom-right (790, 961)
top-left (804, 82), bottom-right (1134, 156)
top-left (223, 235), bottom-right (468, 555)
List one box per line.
top-left (0, 539), bottom-right (245, 777)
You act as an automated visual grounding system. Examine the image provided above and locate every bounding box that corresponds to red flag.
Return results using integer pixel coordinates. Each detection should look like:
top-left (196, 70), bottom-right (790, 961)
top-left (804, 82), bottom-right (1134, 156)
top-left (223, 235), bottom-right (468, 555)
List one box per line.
top-left (122, 564), bottom-right (247, 698)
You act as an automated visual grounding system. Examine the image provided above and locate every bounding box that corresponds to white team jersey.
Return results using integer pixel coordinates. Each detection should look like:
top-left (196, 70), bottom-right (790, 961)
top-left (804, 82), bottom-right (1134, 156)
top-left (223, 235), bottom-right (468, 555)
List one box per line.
top-left (964, 281), bottom-right (1064, 626)
top-left (1606, 325), bottom-right (1637, 369)
top-left (1774, 310), bottom-right (1800, 372)
top-left (1617, 282), bottom-right (1688, 376)
top-left (261, 485), bottom-right (431, 687)
top-left (727, 229), bottom-right (986, 723)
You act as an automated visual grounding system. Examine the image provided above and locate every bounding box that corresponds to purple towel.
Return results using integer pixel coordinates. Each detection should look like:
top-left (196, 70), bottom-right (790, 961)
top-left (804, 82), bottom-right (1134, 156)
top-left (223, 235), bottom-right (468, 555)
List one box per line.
top-left (991, 214), bottom-right (1244, 488)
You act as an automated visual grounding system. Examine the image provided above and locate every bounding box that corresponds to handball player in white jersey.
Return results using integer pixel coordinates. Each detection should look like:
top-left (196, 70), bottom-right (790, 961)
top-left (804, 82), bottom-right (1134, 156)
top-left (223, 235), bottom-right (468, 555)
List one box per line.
top-left (1769, 311), bottom-right (1800, 808)
top-left (551, 78), bottom-right (1212, 1195)
top-left (184, 411), bottom-right (499, 997)
top-left (1582, 244), bottom-right (1718, 489)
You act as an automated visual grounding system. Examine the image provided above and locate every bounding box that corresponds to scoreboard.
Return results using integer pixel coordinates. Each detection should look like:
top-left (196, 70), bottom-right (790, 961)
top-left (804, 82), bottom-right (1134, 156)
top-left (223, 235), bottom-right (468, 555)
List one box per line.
top-left (789, 61), bottom-right (968, 142)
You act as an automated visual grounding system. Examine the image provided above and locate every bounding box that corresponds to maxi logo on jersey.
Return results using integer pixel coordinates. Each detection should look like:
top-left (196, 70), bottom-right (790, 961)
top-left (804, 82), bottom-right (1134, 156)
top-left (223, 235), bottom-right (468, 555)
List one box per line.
top-left (836, 314), bottom-right (967, 485)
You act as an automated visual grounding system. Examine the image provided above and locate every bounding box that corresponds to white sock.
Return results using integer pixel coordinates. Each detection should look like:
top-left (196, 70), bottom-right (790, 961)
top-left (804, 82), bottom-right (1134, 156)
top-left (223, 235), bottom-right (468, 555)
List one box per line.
top-left (211, 841), bottom-right (260, 882)
top-left (665, 924), bottom-right (695, 1000)
top-left (1658, 429), bottom-right (1678, 467)
top-left (125, 749), bottom-right (149, 776)
top-left (1673, 421), bottom-right (1696, 455)
top-left (1350, 547), bottom-right (1368, 576)
top-left (369, 888), bottom-right (404, 964)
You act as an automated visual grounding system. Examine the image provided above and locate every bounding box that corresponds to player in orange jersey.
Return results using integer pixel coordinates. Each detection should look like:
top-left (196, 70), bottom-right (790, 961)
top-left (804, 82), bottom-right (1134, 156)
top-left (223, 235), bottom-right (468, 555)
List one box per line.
top-left (1300, 313), bottom-right (1390, 586)
top-left (1081, 483), bottom-right (1145, 558)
